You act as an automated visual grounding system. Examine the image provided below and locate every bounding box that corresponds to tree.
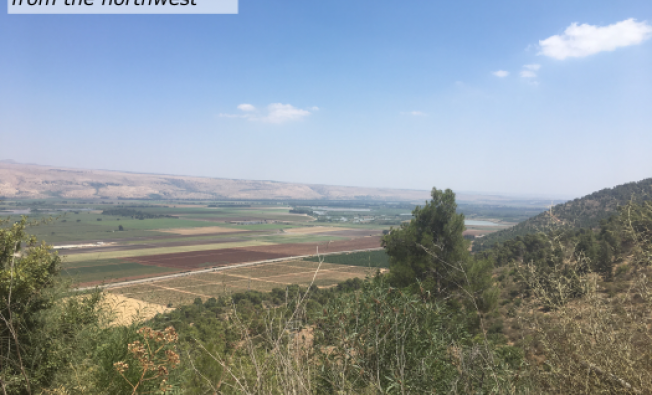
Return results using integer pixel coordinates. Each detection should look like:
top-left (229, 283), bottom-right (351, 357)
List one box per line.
top-left (1, 217), bottom-right (102, 394)
top-left (595, 240), bottom-right (614, 280)
top-left (575, 230), bottom-right (598, 264)
top-left (382, 187), bottom-right (470, 293)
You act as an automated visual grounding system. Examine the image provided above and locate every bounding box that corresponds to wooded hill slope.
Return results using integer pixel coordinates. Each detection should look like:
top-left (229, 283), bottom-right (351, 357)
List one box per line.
top-left (473, 177), bottom-right (652, 251)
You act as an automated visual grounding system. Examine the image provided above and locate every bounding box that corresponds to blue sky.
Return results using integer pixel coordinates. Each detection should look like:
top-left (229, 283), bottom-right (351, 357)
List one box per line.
top-left (1, 0), bottom-right (651, 198)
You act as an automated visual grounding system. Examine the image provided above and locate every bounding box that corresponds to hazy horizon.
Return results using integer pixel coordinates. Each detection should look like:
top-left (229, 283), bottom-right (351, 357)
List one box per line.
top-left (0, 158), bottom-right (600, 201)
top-left (1, 0), bottom-right (651, 198)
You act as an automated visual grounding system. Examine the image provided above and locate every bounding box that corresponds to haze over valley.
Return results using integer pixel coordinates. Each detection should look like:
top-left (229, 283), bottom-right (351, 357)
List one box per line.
top-left (2, 0), bottom-right (652, 392)
top-left (0, 161), bottom-right (566, 205)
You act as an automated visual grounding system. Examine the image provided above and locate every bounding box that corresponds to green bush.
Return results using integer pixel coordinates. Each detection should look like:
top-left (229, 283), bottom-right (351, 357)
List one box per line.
top-left (0, 217), bottom-right (105, 394)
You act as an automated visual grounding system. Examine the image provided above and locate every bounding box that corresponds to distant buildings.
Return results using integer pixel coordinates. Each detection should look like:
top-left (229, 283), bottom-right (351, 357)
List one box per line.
top-left (231, 220), bottom-right (275, 225)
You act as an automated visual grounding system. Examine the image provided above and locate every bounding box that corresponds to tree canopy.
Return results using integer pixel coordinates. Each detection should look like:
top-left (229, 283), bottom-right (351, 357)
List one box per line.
top-left (382, 187), bottom-right (470, 292)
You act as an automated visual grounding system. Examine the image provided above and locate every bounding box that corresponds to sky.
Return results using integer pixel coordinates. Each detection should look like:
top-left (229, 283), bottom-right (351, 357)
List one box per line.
top-left (1, 0), bottom-right (651, 199)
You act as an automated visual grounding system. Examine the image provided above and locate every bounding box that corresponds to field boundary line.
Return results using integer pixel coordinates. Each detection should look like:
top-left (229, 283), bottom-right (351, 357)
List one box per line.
top-left (148, 284), bottom-right (214, 299)
top-left (75, 247), bottom-right (384, 292)
top-left (195, 273), bottom-right (295, 285)
top-left (180, 267), bottom-right (367, 287)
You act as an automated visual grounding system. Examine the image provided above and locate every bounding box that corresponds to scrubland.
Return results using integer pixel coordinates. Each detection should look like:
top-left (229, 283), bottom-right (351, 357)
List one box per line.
top-left (3, 187), bottom-right (650, 394)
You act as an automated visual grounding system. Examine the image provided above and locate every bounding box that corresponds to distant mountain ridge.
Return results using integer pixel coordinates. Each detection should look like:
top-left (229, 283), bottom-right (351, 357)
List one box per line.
top-left (0, 162), bottom-right (433, 201)
top-left (472, 177), bottom-right (652, 251)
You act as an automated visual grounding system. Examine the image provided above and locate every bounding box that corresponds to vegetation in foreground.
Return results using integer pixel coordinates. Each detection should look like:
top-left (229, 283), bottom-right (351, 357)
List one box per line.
top-left (2, 187), bottom-right (652, 394)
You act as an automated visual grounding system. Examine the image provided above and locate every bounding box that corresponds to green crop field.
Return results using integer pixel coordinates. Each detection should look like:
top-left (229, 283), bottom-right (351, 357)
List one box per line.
top-left (9, 204), bottom-right (315, 245)
top-left (5, 200), bottom-right (391, 285)
top-left (304, 250), bottom-right (390, 268)
top-left (62, 258), bottom-right (133, 270)
top-left (26, 215), bottom-right (224, 244)
top-left (62, 261), bottom-right (177, 284)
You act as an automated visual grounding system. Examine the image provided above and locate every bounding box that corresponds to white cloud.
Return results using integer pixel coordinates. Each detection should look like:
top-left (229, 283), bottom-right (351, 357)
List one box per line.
top-left (263, 103), bottom-right (312, 124)
top-left (218, 113), bottom-right (249, 118)
top-left (401, 111), bottom-right (428, 116)
top-left (523, 64), bottom-right (541, 71)
top-left (219, 103), bottom-right (314, 124)
top-left (539, 19), bottom-right (652, 60)
top-left (492, 70), bottom-right (510, 78)
top-left (520, 70), bottom-right (537, 78)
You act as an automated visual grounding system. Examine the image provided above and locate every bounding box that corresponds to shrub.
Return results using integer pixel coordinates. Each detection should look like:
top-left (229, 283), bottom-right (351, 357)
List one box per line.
top-left (520, 253), bottom-right (652, 393)
top-left (0, 217), bottom-right (105, 393)
top-left (615, 264), bottom-right (629, 277)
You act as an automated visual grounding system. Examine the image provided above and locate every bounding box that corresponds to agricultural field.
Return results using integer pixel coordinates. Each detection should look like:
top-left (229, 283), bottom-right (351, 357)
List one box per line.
top-left (62, 258), bottom-right (179, 285)
top-left (109, 259), bottom-right (378, 307)
top-left (303, 250), bottom-right (390, 268)
top-left (1, 198), bottom-right (525, 287)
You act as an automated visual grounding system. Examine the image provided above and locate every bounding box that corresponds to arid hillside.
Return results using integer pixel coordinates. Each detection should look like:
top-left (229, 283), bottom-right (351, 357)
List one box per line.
top-left (0, 162), bottom-right (432, 201)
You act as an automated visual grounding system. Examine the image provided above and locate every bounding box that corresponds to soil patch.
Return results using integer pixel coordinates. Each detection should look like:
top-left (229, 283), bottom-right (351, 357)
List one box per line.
top-left (130, 249), bottom-right (287, 269)
top-left (103, 293), bottom-right (171, 326)
top-left (125, 237), bottom-right (382, 270)
top-left (78, 270), bottom-right (183, 288)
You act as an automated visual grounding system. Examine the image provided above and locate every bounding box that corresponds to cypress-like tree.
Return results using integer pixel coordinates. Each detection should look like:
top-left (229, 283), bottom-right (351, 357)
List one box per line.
top-left (382, 187), bottom-right (470, 293)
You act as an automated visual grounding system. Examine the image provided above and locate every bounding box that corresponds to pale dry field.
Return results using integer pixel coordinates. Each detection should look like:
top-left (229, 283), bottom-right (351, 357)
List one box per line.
top-left (63, 240), bottom-right (272, 263)
top-left (284, 226), bottom-right (353, 235)
top-left (110, 260), bottom-right (373, 306)
top-left (102, 293), bottom-right (171, 326)
top-left (157, 226), bottom-right (248, 236)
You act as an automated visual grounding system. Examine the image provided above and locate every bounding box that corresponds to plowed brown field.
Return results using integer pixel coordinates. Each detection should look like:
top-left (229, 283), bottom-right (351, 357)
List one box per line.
top-left (128, 236), bottom-right (382, 270)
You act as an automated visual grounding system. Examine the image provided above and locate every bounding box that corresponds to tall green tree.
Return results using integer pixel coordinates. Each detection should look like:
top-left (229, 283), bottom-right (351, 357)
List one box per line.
top-left (382, 187), bottom-right (470, 293)
top-left (1, 218), bottom-right (103, 394)
top-left (1, 217), bottom-right (60, 393)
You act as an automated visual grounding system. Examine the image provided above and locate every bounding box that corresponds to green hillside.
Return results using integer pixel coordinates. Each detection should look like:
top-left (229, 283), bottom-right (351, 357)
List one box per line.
top-left (472, 177), bottom-right (652, 251)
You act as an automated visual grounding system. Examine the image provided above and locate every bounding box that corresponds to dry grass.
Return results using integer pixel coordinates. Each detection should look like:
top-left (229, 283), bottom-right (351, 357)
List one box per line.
top-left (110, 260), bottom-right (372, 307)
top-left (283, 226), bottom-right (353, 235)
top-left (102, 293), bottom-right (172, 327)
top-left (518, 269), bottom-right (652, 394)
